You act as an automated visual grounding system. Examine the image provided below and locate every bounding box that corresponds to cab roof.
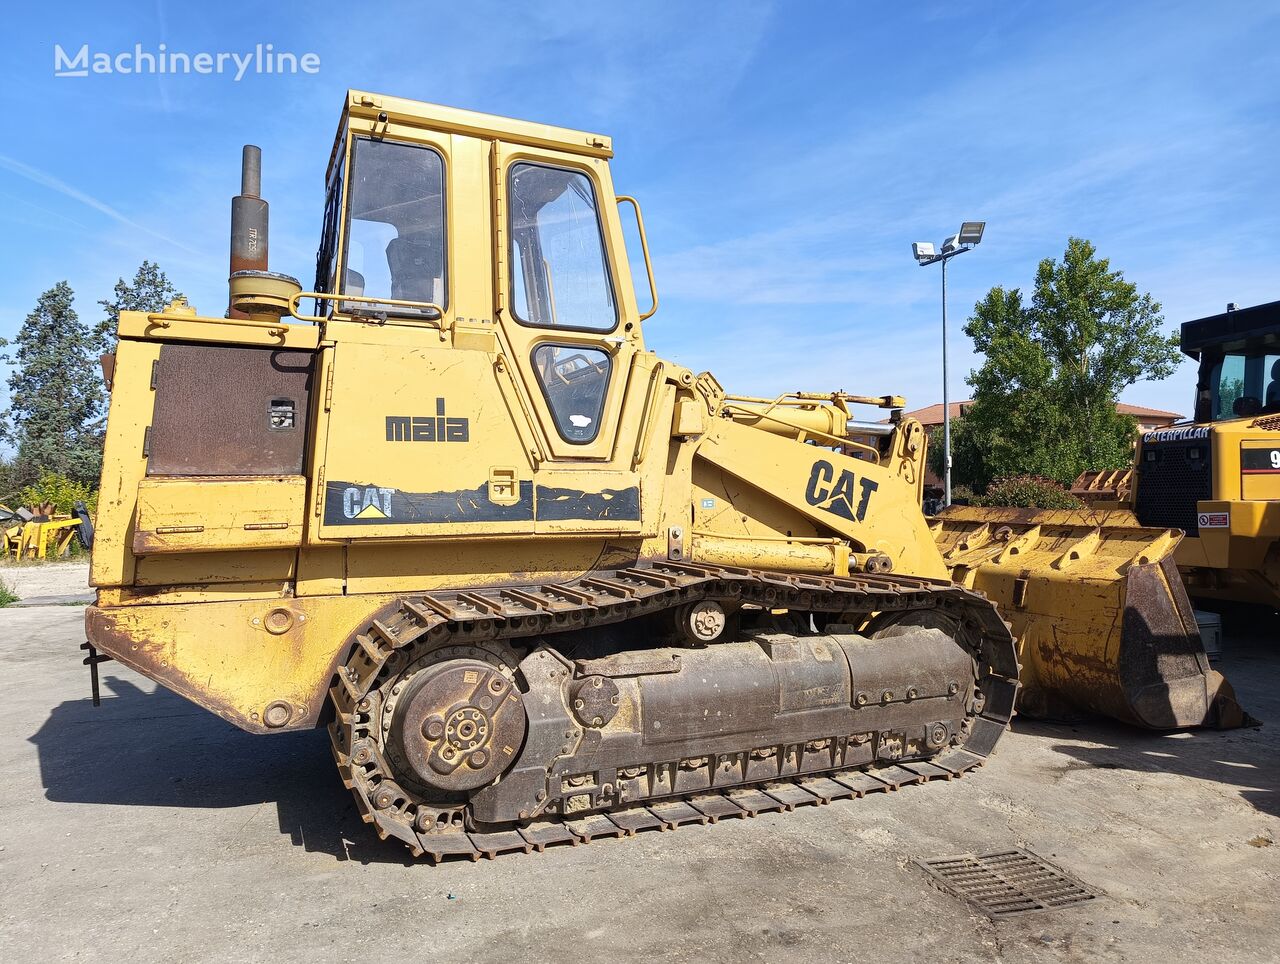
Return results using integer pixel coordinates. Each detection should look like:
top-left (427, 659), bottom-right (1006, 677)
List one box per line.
top-left (341, 89), bottom-right (612, 158)
top-left (1182, 299), bottom-right (1280, 358)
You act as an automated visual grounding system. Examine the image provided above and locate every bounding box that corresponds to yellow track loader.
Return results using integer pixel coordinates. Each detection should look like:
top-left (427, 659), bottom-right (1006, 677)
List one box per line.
top-left (82, 91), bottom-right (1236, 860)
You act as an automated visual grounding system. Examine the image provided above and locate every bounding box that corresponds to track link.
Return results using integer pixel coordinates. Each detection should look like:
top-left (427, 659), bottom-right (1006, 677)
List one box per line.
top-left (328, 561), bottom-right (1019, 861)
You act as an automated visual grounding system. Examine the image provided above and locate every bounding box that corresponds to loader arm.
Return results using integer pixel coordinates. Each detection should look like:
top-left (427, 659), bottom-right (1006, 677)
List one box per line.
top-left (695, 416), bottom-right (948, 580)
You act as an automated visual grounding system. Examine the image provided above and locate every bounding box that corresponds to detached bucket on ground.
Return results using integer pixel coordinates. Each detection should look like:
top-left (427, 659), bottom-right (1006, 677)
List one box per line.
top-left (933, 506), bottom-right (1249, 730)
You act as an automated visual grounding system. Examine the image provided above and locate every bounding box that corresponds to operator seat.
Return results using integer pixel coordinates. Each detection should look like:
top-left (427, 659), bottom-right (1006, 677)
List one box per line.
top-left (386, 235), bottom-right (442, 305)
top-left (1265, 359), bottom-right (1280, 412)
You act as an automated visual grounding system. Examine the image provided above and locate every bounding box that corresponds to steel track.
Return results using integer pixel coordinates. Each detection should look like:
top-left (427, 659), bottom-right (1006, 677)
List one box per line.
top-left (328, 561), bottom-right (1020, 861)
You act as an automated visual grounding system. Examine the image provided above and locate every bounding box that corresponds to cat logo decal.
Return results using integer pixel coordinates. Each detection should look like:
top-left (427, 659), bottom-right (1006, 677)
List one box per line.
top-left (804, 460), bottom-right (878, 522)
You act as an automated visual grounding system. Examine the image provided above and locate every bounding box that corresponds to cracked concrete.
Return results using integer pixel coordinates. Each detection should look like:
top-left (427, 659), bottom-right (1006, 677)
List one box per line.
top-left (0, 588), bottom-right (1275, 963)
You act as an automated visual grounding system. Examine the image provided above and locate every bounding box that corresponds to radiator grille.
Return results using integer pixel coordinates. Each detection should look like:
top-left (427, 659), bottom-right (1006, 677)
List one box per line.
top-left (1134, 439), bottom-right (1212, 534)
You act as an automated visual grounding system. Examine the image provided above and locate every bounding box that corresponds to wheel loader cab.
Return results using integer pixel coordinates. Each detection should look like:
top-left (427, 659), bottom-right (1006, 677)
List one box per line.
top-left (1134, 299), bottom-right (1280, 613)
top-left (1197, 347), bottom-right (1280, 420)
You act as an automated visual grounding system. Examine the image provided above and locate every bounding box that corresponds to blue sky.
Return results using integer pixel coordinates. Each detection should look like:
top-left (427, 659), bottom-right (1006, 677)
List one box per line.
top-left (2, 1), bottom-right (1277, 423)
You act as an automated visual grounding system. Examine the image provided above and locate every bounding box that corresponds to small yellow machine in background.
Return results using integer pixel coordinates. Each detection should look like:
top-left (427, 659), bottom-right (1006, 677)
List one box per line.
top-left (1, 505), bottom-right (85, 560)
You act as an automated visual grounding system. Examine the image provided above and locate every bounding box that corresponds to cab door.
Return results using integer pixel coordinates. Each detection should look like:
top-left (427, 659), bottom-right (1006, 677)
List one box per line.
top-left (492, 143), bottom-right (649, 534)
top-left (315, 131), bottom-right (541, 543)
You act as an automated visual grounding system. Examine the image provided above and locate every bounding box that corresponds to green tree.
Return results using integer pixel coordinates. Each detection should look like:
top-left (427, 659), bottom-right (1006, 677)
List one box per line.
top-left (0, 282), bottom-right (107, 488)
top-left (944, 237), bottom-right (1181, 489)
top-left (98, 260), bottom-right (181, 349)
top-left (0, 455), bottom-right (16, 505)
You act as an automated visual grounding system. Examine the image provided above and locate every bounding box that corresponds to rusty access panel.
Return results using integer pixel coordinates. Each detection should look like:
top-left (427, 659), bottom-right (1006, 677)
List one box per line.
top-left (147, 343), bottom-right (314, 476)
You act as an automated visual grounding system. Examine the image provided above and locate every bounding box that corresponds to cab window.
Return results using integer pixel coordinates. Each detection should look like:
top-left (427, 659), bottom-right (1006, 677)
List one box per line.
top-left (509, 163), bottom-right (616, 331)
top-left (1209, 350), bottom-right (1280, 419)
top-left (312, 152), bottom-right (345, 316)
top-left (532, 345), bottom-right (611, 443)
top-left (343, 138), bottom-right (446, 315)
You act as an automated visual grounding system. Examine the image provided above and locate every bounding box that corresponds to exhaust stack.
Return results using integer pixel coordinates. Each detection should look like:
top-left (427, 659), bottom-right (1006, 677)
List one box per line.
top-left (230, 145), bottom-right (269, 277)
top-left (227, 145), bottom-right (300, 321)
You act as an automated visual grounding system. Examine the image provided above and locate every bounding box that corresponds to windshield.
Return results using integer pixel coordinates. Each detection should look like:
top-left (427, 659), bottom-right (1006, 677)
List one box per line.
top-left (342, 138), bottom-right (446, 314)
top-left (1208, 349), bottom-right (1280, 420)
top-left (509, 163), bottom-right (616, 331)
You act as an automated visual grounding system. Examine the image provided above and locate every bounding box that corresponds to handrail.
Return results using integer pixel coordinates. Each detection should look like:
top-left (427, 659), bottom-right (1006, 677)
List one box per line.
top-left (289, 290), bottom-right (446, 327)
top-left (631, 362), bottom-right (666, 469)
top-left (616, 195), bottom-right (659, 321)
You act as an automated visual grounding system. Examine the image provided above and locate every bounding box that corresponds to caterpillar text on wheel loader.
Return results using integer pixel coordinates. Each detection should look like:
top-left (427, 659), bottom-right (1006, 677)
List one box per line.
top-left (84, 91), bottom-right (1231, 860)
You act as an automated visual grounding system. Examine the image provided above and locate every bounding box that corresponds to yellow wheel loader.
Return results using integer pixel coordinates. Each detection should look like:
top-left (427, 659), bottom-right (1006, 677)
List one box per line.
top-left (1061, 300), bottom-right (1280, 612)
top-left (1136, 300), bottom-right (1280, 610)
top-left (83, 91), bottom-right (1234, 860)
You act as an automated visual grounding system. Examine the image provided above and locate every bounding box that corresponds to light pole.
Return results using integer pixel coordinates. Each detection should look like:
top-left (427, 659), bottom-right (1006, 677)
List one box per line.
top-left (912, 221), bottom-right (985, 507)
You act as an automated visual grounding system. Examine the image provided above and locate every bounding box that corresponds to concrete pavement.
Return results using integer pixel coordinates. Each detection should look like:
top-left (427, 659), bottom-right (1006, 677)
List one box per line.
top-left (0, 591), bottom-right (1275, 963)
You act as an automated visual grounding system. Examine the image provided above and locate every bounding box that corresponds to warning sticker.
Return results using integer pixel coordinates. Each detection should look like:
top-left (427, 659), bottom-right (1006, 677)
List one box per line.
top-left (1198, 511), bottom-right (1230, 529)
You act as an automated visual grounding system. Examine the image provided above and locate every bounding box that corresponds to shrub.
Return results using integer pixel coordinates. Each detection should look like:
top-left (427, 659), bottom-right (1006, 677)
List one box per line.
top-left (971, 475), bottom-right (1083, 510)
top-left (18, 471), bottom-right (97, 516)
top-left (0, 578), bottom-right (17, 607)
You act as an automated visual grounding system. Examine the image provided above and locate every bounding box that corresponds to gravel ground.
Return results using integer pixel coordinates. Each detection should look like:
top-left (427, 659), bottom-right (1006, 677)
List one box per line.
top-left (0, 560), bottom-right (90, 604)
top-left (0, 593), bottom-right (1274, 963)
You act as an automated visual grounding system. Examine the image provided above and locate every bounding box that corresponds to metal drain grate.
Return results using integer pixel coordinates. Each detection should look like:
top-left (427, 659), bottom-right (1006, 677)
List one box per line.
top-left (915, 849), bottom-right (1099, 919)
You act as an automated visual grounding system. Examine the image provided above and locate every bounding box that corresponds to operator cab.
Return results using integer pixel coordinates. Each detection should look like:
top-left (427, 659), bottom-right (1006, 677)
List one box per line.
top-left (1203, 350), bottom-right (1280, 420)
top-left (1183, 299), bottom-right (1280, 422)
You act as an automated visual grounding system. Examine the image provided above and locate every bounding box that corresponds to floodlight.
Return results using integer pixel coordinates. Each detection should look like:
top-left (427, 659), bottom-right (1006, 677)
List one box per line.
top-left (910, 220), bottom-right (988, 508)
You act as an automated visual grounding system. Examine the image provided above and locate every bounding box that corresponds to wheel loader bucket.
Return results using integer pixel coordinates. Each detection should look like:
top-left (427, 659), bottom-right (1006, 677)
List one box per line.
top-left (931, 506), bottom-right (1249, 730)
